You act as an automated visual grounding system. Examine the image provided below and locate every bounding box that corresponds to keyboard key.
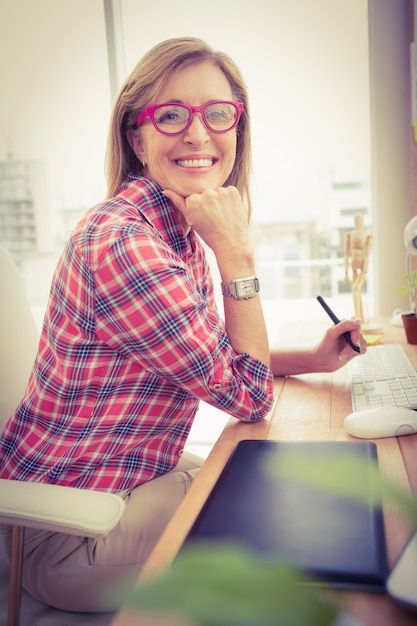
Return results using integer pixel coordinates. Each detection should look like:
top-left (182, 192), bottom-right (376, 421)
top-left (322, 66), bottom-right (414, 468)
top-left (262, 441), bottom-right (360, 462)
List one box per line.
top-left (350, 344), bottom-right (417, 411)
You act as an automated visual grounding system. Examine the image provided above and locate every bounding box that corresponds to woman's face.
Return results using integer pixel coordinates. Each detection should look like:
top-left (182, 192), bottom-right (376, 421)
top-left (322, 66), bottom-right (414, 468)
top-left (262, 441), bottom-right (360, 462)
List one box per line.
top-left (128, 62), bottom-right (238, 197)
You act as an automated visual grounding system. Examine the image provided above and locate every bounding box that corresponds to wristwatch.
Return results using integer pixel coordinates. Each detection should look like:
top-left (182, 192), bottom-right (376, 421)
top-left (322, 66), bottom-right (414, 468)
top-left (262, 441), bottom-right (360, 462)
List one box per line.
top-left (221, 276), bottom-right (260, 300)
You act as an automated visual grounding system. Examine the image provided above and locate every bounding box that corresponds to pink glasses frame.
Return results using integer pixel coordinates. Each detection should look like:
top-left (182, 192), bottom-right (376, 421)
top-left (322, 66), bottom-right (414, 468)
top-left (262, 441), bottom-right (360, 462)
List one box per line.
top-left (136, 101), bottom-right (244, 135)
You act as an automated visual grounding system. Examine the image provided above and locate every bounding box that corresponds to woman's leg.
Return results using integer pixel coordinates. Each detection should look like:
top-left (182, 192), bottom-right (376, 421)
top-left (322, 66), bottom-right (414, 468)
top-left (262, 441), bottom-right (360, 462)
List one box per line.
top-left (2, 451), bottom-right (203, 612)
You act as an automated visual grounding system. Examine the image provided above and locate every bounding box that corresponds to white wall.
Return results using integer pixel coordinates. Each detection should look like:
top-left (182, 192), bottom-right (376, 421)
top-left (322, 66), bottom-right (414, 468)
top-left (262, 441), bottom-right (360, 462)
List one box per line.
top-left (368, 0), bottom-right (411, 315)
top-left (0, 0), bottom-right (110, 228)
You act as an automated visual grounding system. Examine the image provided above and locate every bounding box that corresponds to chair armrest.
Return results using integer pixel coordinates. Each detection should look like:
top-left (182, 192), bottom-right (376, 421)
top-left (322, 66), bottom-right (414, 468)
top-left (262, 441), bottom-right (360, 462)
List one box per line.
top-left (0, 479), bottom-right (125, 536)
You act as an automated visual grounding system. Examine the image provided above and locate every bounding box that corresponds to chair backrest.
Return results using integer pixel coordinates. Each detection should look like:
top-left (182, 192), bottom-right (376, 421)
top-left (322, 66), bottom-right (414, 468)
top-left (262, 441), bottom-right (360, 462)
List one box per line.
top-left (0, 247), bottom-right (39, 435)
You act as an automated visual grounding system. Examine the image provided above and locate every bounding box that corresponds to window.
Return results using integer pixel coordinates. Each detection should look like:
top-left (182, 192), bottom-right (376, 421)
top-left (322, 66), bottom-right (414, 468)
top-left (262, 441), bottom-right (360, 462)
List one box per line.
top-left (119, 0), bottom-right (373, 330)
top-left (0, 0), bottom-right (373, 332)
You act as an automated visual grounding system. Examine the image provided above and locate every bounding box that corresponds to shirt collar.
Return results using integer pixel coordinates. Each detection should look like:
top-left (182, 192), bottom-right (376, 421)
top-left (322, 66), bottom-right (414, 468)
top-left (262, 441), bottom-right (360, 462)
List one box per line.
top-left (120, 175), bottom-right (196, 259)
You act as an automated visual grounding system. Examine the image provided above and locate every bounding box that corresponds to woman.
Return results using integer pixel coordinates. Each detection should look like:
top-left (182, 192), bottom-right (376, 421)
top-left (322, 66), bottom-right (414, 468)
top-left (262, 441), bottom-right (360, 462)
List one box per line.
top-left (0, 37), bottom-right (365, 613)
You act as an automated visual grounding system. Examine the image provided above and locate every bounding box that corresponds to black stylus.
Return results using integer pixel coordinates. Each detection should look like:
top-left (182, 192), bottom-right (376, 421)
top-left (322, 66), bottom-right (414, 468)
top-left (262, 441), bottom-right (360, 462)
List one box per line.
top-left (316, 295), bottom-right (360, 353)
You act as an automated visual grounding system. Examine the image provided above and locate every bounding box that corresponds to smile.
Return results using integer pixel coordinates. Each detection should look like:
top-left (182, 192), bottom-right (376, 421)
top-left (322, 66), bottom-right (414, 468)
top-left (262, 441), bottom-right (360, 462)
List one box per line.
top-left (176, 158), bottom-right (215, 168)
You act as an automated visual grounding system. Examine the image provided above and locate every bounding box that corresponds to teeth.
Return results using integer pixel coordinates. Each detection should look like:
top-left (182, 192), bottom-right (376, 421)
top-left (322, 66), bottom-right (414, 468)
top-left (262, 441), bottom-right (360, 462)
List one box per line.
top-left (177, 159), bottom-right (214, 168)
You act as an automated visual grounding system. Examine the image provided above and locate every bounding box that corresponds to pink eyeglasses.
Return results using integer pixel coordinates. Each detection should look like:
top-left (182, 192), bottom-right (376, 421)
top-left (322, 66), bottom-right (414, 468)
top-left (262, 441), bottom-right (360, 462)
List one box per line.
top-left (136, 101), bottom-right (244, 135)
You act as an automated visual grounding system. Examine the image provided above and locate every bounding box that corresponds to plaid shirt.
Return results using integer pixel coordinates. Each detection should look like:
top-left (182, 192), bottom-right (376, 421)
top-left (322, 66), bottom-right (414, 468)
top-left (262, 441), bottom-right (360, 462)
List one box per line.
top-left (0, 177), bottom-right (274, 492)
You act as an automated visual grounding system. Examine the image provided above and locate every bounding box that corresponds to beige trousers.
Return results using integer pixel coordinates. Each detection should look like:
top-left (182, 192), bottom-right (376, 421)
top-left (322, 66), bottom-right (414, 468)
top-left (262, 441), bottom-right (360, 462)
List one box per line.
top-left (2, 451), bottom-right (203, 613)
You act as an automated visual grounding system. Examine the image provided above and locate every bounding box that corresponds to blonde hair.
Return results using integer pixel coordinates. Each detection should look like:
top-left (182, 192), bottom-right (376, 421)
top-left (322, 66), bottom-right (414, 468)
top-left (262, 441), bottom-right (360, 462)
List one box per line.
top-left (105, 37), bottom-right (252, 217)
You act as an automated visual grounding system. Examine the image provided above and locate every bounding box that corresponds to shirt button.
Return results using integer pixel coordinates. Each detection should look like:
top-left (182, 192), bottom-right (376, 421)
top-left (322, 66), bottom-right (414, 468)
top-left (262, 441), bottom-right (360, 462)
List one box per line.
top-left (213, 384), bottom-right (222, 391)
top-left (178, 449), bottom-right (184, 456)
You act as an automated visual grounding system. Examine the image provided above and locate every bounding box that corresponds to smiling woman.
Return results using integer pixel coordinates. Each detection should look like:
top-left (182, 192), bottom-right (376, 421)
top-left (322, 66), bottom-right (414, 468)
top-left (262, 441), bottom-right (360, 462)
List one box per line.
top-left (0, 33), bottom-right (369, 614)
top-left (0, 36), bottom-right (273, 613)
top-left (0, 3), bottom-right (411, 621)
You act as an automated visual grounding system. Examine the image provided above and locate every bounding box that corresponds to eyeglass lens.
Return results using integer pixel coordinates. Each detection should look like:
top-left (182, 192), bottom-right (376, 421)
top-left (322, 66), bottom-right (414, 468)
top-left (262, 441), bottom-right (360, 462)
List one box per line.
top-left (153, 102), bottom-right (239, 133)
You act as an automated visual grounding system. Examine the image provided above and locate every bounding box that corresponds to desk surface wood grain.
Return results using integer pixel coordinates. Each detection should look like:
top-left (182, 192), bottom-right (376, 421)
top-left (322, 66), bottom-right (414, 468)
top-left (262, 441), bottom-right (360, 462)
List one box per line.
top-left (112, 319), bottom-right (417, 626)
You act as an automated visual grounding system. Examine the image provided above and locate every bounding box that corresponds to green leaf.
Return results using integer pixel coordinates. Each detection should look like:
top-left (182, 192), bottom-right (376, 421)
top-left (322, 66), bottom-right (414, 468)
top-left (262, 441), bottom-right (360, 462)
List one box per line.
top-left (118, 543), bottom-right (338, 626)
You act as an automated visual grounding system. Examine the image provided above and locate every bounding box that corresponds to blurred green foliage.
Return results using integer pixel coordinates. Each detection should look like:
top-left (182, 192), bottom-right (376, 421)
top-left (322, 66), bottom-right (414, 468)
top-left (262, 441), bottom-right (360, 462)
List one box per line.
top-left (119, 542), bottom-right (338, 626)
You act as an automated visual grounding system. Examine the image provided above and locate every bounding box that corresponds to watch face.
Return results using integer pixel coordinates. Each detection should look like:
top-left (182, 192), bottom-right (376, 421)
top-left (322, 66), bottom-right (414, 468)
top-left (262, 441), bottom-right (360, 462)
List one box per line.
top-left (221, 277), bottom-right (259, 299)
top-left (236, 279), bottom-right (256, 297)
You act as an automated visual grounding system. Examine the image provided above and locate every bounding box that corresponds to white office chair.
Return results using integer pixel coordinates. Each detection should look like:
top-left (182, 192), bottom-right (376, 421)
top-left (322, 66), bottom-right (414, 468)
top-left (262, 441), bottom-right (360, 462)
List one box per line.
top-left (0, 247), bottom-right (125, 626)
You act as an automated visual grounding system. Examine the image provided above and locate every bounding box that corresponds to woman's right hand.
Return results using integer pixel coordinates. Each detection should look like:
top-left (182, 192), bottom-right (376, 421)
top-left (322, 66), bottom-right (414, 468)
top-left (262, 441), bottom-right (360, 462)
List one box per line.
top-left (164, 187), bottom-right (270, 369)
top-left (163, 187), bottom-right (251, 261)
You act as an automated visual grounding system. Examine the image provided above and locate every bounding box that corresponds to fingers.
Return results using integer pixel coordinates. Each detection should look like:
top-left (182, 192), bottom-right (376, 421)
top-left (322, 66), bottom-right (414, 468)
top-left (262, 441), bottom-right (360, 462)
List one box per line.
top-left (333, 319), bottom-right (366, 358)
top-left (349, 325), bottom-right (367, 354)
top-left (163, 186), bottom-right (250, 255)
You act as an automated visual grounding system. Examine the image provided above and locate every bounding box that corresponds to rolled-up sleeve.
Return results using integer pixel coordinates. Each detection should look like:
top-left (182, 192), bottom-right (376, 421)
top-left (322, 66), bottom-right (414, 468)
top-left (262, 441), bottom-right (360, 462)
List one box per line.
top-left (94, 229), bottom-right (274, 422)
top-left (208, 352), bottom-right (274, 421)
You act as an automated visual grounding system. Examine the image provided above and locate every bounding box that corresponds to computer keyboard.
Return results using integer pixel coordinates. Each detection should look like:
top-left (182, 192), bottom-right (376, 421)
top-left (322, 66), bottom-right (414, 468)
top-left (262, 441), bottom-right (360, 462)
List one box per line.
top-left (350, 343), bottom-right (417, 411)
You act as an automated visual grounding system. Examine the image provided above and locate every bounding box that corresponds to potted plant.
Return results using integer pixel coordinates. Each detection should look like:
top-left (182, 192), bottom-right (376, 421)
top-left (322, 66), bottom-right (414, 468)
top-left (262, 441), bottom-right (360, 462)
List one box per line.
top-left (397, 269), bottom-right (417, 344)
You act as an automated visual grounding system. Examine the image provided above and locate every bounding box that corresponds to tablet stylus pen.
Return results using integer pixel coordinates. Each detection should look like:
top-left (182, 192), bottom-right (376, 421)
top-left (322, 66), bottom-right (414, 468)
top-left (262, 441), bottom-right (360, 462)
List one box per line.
top-left (316, 295), bottom-right (360, 353)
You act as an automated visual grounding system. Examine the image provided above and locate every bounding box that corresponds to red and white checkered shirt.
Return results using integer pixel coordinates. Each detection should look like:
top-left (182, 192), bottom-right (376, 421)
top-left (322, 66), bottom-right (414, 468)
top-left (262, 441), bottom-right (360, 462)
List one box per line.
top-left (0, 177), bottom-right (274, 492)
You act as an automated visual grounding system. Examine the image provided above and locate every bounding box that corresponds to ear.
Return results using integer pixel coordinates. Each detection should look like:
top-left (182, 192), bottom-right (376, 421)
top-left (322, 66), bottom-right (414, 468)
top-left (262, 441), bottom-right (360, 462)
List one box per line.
top-left (126, 129), bottom-right (146, 164)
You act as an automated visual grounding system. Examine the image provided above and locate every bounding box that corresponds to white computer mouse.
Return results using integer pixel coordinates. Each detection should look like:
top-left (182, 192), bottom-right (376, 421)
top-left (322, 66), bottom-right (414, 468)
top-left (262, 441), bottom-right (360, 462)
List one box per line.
top-left (344, 406), bottom-right (417, 439)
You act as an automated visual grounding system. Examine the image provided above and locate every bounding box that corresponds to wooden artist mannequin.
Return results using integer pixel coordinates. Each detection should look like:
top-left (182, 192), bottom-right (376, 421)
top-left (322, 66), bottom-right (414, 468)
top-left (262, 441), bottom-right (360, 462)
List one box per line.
top-left (344, 214), bottom-right (373, 321)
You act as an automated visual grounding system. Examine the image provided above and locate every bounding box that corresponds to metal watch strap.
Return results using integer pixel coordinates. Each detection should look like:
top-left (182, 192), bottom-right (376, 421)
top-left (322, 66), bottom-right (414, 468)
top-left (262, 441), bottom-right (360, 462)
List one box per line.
top-left (220, 276), bottom-right (260, 300)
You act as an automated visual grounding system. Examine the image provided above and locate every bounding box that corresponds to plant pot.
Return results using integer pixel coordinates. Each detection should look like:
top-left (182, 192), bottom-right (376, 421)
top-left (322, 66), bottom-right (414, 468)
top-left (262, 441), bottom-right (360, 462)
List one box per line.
top-left (402, 313), bottom-right (417, 344)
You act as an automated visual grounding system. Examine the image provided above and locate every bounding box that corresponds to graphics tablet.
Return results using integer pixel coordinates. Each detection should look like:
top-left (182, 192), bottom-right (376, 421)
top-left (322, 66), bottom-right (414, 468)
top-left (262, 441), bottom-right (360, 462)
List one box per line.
top-left (183, 439), bottom-right (388, 591)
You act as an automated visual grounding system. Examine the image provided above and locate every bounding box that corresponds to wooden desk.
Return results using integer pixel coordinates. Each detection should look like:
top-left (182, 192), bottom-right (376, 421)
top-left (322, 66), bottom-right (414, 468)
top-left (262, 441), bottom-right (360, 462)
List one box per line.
top-left (112, 320), bottom-right (417, 626)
